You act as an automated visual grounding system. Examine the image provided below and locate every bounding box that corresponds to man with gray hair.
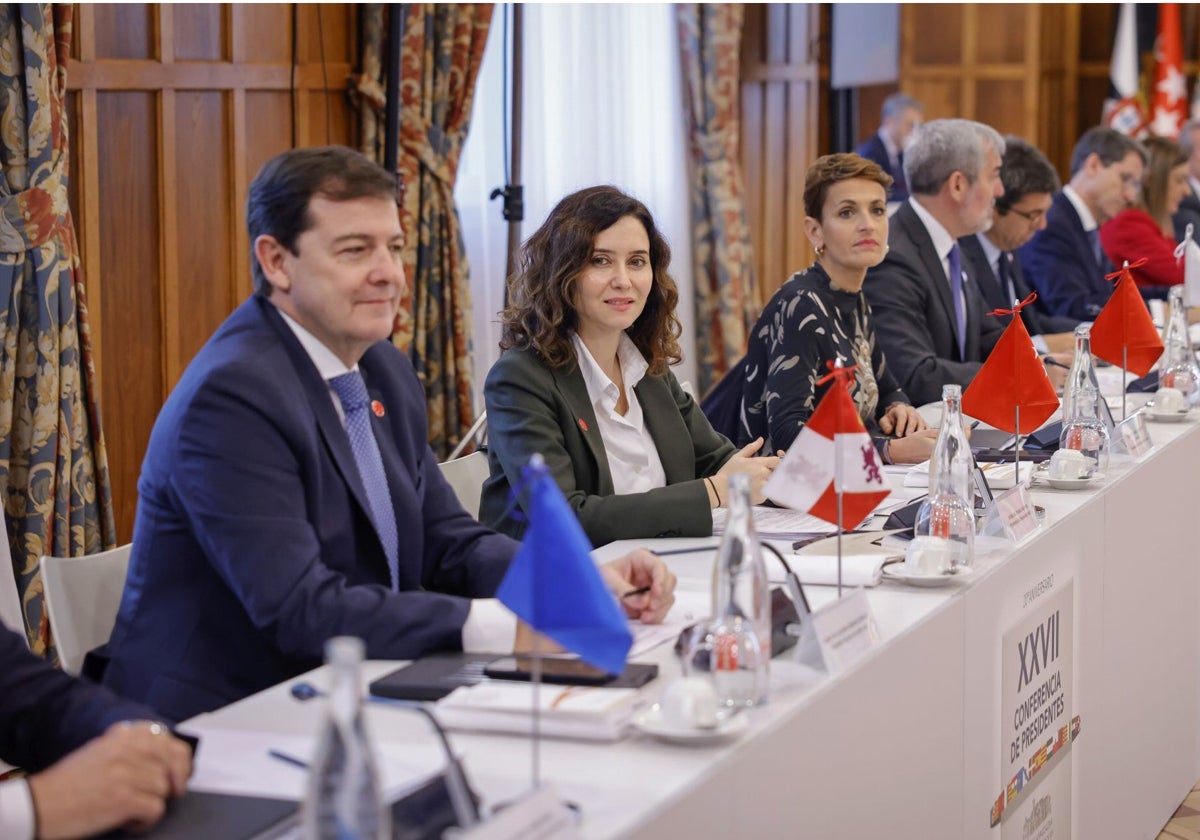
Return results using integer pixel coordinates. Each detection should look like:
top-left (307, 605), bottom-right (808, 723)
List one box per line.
top-left (855, 93), bottom-right (923, 202)
top-left (863, 118), bottom-right (1007, 406)
top-left (1171, 118), bottom-right (1200, 242)
top-left (1019, 126), bottom-right (1145, 320)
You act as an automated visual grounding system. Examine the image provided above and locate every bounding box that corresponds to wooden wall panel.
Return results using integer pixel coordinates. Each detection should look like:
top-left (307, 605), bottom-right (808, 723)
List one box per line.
top-left (174, 90), bottom-right (233, 365)
top-left (96, 92), bottom-right (162, 536)
top-left (173, 4), bottom-right (224, 61)
top-left (93, 4), bottom-right (155, 60)
top-left (740, 4), bottom-right (819, 305)
top-left (909, 5), bottom-right (962, 66)
top-left (70, 3), bottom-right (358, 540)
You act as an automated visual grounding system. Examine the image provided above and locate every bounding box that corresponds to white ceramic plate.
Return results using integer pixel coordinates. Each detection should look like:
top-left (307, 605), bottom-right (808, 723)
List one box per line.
top-left (632, 704), bottom-right (748, 744)
top-left (880, 563), bottom-right (973, 588)
top-left (1044, 472), bottom-right (1105, 491)
top-left (1144, 409), bottom-right (1190, 423)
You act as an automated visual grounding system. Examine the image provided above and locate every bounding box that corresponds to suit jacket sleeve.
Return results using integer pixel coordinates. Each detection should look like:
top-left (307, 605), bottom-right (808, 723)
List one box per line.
top-left (483, 349), bottom-right (732, 546)
top-left (868, 299), bottom-right (910, 417)
top-left (164, 353), bottom-right (513, 665)
top-left (0, 625), bottom-right (153, 771)
top-left (864, 249), bottom-right (983, 406)
top-left (1100, 210), bottom-right (1183, 288)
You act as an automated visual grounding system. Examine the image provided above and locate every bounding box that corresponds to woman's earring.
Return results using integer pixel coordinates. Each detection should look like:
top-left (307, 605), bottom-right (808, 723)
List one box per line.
top-left (814, 244), bottom-right (825, 258)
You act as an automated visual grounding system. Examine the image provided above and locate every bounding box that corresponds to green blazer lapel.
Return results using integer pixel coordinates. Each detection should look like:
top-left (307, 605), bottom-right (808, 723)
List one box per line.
top-left (550, 363), bottom-right (616, 495)
top-left (636, 375), bottom-right (695, 484)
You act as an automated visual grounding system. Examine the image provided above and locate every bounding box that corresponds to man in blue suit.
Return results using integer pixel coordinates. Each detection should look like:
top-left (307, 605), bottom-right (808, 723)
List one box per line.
top-left (1019, 127), bottom-right (1146, 321)
top-left (855, 93), bottom-right (923, 204)
top-left (959, 137), bottom-right (1079, 354)
top-left (0, 623), bottom-right (192, 839)
top-left (102, 147), bottom-right (675, 722)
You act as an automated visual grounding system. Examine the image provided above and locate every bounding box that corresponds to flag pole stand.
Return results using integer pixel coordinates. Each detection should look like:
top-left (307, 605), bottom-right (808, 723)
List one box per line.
top-left (1013, 404), bottom-right (1021, 478)
top-left (527, 456), bottom-right (546, 791)
top-left (1122, 346), bottom-right (1129, 421)
top-left (836, 438), bottom-right (844, 599)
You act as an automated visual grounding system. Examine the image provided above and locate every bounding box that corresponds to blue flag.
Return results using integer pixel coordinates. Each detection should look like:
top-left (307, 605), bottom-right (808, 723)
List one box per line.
top-left (495, 459), bottom-right (632, 674)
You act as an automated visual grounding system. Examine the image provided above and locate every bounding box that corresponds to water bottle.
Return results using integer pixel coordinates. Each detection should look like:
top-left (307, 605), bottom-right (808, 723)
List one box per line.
top-left (913, 384), bottom-right (975, 571)
top-left (683, 473), bottom-right (769, 708)
top-left (302, 636), bottom-right (390, 840)
top-left (1159, 286), bottom-right (1200, 406)
top-left (1059, 326), bottom-right (1110, 474)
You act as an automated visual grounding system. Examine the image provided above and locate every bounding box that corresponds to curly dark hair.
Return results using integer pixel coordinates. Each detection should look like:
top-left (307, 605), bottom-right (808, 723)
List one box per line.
top-left (500, 185), bottom-right (682, 375)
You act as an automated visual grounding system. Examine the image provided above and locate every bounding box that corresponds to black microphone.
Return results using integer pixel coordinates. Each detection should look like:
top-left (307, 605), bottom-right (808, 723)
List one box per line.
top-left (290, 681), bottom-right (480, 828)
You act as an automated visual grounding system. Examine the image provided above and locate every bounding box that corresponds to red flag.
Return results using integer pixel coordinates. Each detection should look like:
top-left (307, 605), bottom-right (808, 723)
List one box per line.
top-left (763, 364), bottom-right (890, 527)
top-left (1149, 3), bottom-right (1186, 138)
top-left (1102, 3), bottom-right (1149, 136)
top-left (1090, 259), bottom-right (1164, 375)
top-left (962, 294), bottom-right (1060, 433)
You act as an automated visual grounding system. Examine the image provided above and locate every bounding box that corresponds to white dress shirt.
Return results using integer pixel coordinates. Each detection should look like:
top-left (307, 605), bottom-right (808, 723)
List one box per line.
top-left (909, 197), bottom-right (960, 284)
top-left (1062, 185), bottom-right (1098, 233)
top-left (571, 332), bottom-right (668, 495)
top-left (277, 308), bottom-right (515, 651)
top-left (0, 776), bottom-right (34, 840)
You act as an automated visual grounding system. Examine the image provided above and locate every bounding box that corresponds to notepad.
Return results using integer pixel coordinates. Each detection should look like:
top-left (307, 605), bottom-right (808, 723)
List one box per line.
top-left (434, 682), bottom-right (647, 741)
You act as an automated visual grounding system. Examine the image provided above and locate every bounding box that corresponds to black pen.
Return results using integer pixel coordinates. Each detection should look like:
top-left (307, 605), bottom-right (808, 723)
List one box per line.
top-left (649, 545), bottom-right (719, 558)
top-left (267, 749), bottom-right (309, 770)
top-left (622, 585), bottom-right (651, 599)
top-left (1043, 357), bottom-right (1071, 370)
top-left (968, 419), bottom-right (980, 430)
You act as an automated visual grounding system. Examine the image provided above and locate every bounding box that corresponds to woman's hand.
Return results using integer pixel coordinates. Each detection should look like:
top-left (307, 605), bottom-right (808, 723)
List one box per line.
top-left (878, 403), bottom-right (928, 437)
top-left (713, 438), bottom-right (780, 505)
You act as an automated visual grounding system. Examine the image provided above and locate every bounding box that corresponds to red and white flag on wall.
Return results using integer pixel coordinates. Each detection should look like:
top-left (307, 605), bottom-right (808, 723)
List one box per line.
top-left (763, 364), bottom-right (890, 528)
top-left (1103, 3), bottom-right (1147, 135)
top-left (1149, 3), bottom-right (1186, 139)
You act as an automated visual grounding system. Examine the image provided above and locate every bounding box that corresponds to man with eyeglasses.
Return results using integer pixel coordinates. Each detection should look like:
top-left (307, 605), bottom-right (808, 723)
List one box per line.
top-left (959, 137), bottom-right (1080, 366)
top-left (1019, 126), bottom-right (1147, 321)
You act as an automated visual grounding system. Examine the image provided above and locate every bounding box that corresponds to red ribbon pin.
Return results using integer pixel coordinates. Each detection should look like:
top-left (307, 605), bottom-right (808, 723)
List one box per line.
top-left (578, 418), bottom-right (588, 432)
top-left (371, 400), bottom-right (385, 418)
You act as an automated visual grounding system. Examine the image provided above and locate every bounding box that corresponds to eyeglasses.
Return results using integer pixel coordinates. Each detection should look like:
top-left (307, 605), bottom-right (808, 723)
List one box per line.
top-left (1003, 205), bottom-right (1046, 225)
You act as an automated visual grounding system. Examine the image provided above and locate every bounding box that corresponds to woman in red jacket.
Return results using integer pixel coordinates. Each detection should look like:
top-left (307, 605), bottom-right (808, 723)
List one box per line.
top-left (1099, 136), bottom-right (1191, 294)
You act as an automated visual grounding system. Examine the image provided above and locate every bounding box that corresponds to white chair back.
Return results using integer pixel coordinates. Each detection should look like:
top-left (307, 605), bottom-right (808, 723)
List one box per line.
top-left (40, 544), bottom-right (132, 675)
top-left (438, 451), bottom-right (491, 520)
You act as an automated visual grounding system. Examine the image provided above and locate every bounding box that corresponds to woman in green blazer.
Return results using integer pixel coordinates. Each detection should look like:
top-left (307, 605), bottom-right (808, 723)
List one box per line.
top-left (480, 186), bottom-right (778, 546)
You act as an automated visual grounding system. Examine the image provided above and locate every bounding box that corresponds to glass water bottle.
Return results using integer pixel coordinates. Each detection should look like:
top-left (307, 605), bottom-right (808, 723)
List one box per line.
top-left (682, 473), bottom-right (770, 708)
top-left (1059, 326), bottom-right (1110, 474)
top-left (302, 636), bottom-right (390, 840)
top-left (1159, 286), bottom-right (1200, 406)
top-left (914, 384), bottom-right (975, 571)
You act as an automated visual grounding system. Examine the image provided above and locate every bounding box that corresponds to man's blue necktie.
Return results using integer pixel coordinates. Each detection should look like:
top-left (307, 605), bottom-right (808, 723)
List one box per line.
top-left (1087, 228), bottom-right (1104, 267)
top-left (329, 371), bottom-right (399, 591)
top-left (947, 243), bottom-right (967, 359)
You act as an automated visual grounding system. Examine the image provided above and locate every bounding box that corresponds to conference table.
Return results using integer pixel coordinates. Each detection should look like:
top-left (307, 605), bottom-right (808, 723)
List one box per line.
top-left (181, 387), bottom-right (1200, 840)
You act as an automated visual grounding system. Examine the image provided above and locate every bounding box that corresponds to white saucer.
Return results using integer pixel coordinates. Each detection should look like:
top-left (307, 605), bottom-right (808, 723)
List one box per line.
top-left (632, 705), bottom-right (748, 744)
top-left (1045, 473), bottom-right (1103, 491)
top-left (880, 563), bottom-right (973, 588)
top-left (1144, 409), bottom-right (1190, 423)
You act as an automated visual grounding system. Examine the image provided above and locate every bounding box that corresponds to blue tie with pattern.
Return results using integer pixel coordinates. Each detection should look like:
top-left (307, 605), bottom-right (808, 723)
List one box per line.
top-left (947, 243), bottom-right (967, 359)
top-left (329, 371), bottom-right (399, 591)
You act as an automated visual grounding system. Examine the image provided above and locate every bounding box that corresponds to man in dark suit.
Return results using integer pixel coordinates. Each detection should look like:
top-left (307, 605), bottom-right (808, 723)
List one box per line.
top-left (102, 147), bottom-right (675, 722)
top-left (0, 623), bottom-right (192, 839)
top-left (960, 137), bottom-right (1079, 356)
top-left (855, 93), bottom-right (923, 204)
top-left (1019, 127), bottom-right (1146, 321)
top-left (863, 119), bottom-right (1008, 406)
top-left (1172, 119), bottom-right (1200, 243)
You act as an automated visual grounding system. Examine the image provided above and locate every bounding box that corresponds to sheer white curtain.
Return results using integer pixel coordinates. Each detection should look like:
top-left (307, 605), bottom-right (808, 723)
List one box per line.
top-left (456, 3), bottom-right (696, 412)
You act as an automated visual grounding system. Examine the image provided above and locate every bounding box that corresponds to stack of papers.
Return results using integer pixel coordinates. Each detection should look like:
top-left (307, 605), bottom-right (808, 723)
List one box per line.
top-left (904, 460), bottom-right (1033, 489)
top-left (434, 682), bottom-right (645, 742)
top-left (713, 505), bottom-right (855, 539)
top-left (789, 553), bottom-right (889, 587)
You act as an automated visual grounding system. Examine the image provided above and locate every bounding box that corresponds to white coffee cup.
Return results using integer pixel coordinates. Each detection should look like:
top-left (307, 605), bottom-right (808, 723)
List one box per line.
top-left (904, 535), bottom-right (963, 575)
top-left (1155, 386), bottom-right (1187, 415)
top-left (1049, 448), bottom-right (1089, 480)
top-left (660, 676), bottom-right (719, 729)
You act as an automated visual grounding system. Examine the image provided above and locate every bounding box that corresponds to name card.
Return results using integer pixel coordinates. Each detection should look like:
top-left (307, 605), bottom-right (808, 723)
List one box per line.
top-left (808, 589), bottom-right (880, 674)
top-left (1118, 412), bottom-right (1153, 458)
top-left (453, 785), bottom-right (579, 840)
top-left (982, 483), bottom-right (1041, 542)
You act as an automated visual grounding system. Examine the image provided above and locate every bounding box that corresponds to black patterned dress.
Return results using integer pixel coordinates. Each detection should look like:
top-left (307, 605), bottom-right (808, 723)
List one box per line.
top-left (738, 263), bottom-right (910, 453)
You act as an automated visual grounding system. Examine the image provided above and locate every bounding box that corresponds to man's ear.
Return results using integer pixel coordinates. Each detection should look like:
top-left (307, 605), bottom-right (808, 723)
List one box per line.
top-left (254, 235), bottom-right (291, 293)
top-left (1083, 152), bottom-right (1103, 178)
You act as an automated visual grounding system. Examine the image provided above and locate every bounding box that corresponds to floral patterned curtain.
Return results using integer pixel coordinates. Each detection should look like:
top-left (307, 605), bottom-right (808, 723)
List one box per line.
top-left (0, 4), bottom-right (116, 652)
top-left (676, 4), bottom-right (759, 394)
top-left (357, 4), bottom-right (491, 458)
